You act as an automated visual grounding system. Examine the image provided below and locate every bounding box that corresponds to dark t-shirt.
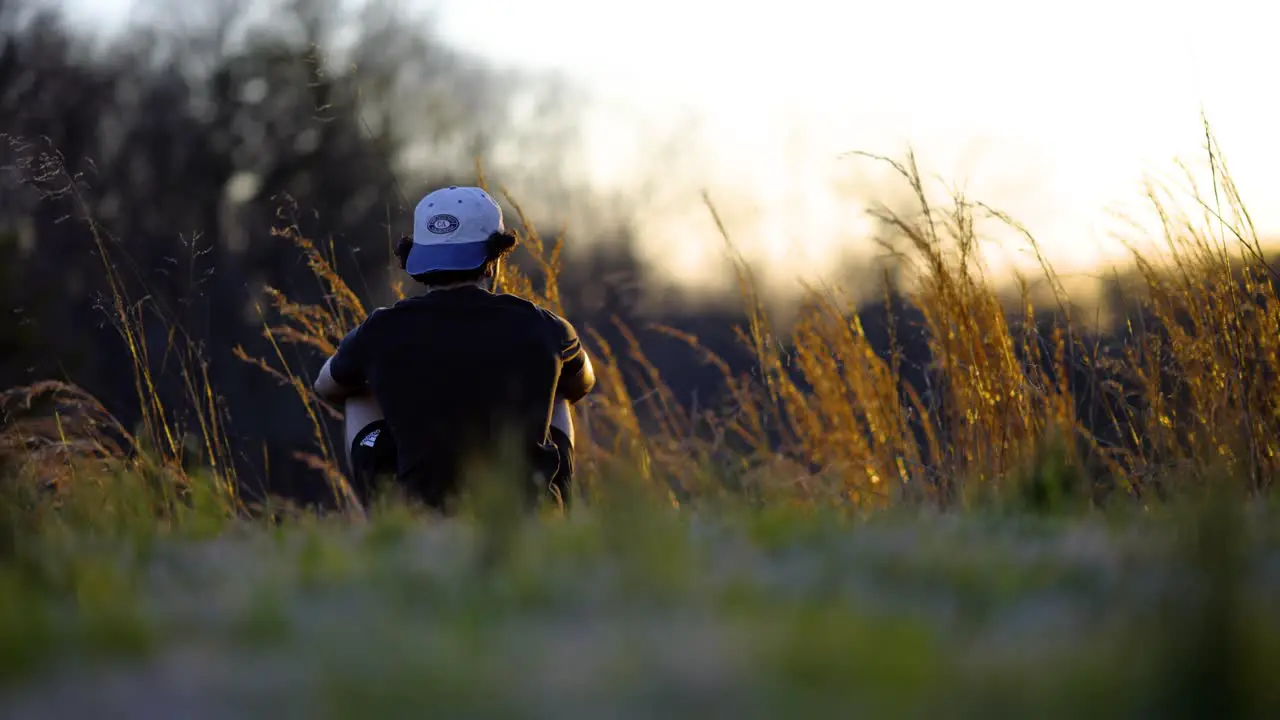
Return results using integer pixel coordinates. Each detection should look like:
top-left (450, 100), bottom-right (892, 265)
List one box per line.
top-left (328, 286), bottom-right (594, 492)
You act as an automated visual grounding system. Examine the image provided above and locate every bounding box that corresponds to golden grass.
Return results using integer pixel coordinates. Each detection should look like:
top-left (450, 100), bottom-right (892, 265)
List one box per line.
top-left (0, 141), bottom-right (241, 519)
top-left (2, 121), bottom-right (1277, 517)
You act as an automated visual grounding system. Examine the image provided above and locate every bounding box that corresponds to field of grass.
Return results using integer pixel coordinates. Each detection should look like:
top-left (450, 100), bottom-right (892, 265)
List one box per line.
top-left (1, 485), bottom-right (1278, 719)
top-left (2, 127), bottom-right (1280, 718)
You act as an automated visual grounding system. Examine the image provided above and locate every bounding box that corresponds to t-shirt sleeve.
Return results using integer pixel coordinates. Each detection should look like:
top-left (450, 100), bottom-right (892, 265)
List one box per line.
top-left (328, 319), bottom-right (372, 389)
top-left (551, 312), bottom-right (595, 403)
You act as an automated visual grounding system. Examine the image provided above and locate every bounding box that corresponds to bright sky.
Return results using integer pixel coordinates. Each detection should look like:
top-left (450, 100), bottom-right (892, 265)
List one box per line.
top-left (65, 0), bottom-right (1280, 295)
top-left (436, 0), bottom-right (1280, 294)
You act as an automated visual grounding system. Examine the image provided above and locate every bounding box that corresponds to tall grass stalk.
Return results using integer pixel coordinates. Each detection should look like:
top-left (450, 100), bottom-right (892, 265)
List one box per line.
top-left (3, 121), bottom-right (1277, 520)
top-left (0, 140), bottom-right (241, 531)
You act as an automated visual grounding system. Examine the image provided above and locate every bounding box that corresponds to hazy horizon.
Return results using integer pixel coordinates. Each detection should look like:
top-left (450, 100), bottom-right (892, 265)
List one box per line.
top-left (57, 0), bottom-right (1280, 300)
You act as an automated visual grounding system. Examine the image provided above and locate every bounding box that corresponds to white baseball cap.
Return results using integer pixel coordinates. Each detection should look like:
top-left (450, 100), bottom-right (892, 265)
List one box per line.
top-left (407, 185), bottom-right (505, 276)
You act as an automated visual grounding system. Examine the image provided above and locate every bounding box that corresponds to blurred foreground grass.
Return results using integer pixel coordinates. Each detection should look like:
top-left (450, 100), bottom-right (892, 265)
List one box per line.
top-left (4, 126), bottom-right (1280, 717)
top-left (1, 478), bottom-right (1278, 719)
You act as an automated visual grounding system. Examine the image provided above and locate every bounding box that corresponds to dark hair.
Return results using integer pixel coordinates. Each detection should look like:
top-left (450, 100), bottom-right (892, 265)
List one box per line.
top-left (395, 231), bottom-right (519, 288)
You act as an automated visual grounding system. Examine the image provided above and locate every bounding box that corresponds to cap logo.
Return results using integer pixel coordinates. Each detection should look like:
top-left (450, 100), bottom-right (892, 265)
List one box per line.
top-left (425, 214), bottom-right (459, 235)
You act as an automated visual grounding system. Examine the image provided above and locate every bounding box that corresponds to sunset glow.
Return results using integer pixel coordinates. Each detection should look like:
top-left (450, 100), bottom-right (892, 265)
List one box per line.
top-left (70, 0), bottom-right (1280, 293)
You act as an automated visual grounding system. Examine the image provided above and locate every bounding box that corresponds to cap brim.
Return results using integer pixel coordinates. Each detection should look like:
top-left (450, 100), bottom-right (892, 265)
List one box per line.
top-left (405, 241), bottom-right (489, 276)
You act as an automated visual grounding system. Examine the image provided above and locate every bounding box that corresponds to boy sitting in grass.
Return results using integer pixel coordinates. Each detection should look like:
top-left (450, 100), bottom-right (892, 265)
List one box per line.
top-left (313, 185), bottom-right (595, 512)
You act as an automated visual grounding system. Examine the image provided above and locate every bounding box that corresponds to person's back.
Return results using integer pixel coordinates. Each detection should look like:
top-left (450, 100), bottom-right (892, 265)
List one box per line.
top-left (313, 185), bottom-right (595, 511)
top-left (354, 286), bottom-right (581, 505)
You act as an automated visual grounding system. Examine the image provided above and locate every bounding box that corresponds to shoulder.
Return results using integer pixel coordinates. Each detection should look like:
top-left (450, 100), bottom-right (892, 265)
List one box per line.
top-left (541, 306), bottom-right (576, 335)
top-left (490, 292), bottom-right (553, 318)
top-left (340, 304), bottom-right (403, 347)
top-left (365, 296), bottom-right (433, 322)
top-left (539, 307), bottom-right (581, 346)
top-left (499, 294), bottom-right (577, 334)
top-left (350, 305), bottom-right (392, 331)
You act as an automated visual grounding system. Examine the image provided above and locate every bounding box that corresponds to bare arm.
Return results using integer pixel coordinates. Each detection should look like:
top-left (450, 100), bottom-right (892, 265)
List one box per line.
top-left (314, 355), bottom-right (362, 403)
top-left (313, 323), bottom-right (371, 403)
top-left (550, 395), bottom-right (575, 447)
